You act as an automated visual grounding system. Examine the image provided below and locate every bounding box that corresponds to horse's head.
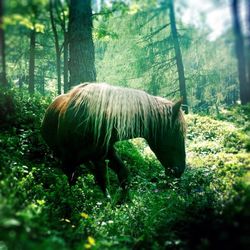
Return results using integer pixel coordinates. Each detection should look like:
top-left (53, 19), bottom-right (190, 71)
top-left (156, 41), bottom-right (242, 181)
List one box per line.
top-left (149, 99), bottom-right (186, 178)
top-left (164, 100), bottom-right (186, 177)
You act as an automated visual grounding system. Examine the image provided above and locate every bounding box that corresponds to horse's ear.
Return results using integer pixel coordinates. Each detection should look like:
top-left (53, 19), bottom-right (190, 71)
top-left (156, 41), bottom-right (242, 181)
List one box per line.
top-left (172, 98), bottom-right (182, 120)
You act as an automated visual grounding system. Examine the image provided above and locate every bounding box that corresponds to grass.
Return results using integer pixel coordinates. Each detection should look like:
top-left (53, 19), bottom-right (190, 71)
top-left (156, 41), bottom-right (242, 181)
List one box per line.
top-left (0, 91), bottom-right (249, 249)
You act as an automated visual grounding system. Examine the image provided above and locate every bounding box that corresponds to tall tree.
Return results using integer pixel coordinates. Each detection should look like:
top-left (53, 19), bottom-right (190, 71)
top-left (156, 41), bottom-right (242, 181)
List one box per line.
top-left (0, 0), bottom-right (15, 127)
top-left (68, 0), bottom-right (96, 87)
top-left (49, 0), bottom-right (61, 95)
top-left (26, 1), bottom-right (46, 95)
top-left (27, 3), bottom-right (41, 95)
top-left (63, 26), bottom-right (69, 92)
top-left (169, 0), bottom-right (188, 113)
top-left (246, 0), bottom-right (250, 86)
top-left (0, 0), bottom-right (7, 86)
top-left (54, 0), bottom-right (69, 92)
top-left (28, 28), bottom-right (36, 94)
top-left (231, 0), bottom-right (250, 104)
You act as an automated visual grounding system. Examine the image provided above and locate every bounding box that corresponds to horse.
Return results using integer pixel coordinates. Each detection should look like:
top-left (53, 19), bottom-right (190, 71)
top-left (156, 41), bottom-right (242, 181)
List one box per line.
top-left (41, 83), bottom-right (186, 197)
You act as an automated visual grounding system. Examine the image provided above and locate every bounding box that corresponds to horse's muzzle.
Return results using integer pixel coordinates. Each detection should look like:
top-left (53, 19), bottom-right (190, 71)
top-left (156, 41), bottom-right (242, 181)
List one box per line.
top-left (172, 166), bottom-right (185, 178)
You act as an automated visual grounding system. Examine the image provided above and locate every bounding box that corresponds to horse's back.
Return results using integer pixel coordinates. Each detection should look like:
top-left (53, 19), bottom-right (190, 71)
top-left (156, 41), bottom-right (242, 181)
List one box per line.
top-left (57, 83), bottom-right (173, 147)
top-left (41, 82), bottom-right (178, 162)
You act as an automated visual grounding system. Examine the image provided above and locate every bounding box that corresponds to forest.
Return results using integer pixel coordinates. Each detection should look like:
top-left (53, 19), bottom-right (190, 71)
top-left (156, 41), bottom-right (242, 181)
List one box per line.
top-left (0, 0), bottom-right (250, 249)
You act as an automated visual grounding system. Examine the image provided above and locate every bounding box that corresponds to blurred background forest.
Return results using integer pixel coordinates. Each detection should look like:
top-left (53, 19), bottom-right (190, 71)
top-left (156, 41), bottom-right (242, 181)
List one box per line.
top-left (0, 0), bottom-right (250, 112)
top-left (0, 0), bottom-right (250, 250)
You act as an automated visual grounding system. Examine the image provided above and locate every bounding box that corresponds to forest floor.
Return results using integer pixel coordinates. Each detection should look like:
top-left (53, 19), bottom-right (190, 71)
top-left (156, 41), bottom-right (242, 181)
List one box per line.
top-left (0, 91), bottom-right (250, 250)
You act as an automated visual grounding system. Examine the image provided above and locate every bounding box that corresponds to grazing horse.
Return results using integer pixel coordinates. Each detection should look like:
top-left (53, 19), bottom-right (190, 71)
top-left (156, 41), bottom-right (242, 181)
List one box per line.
top-left (41, 83), bottom-right (186, 196)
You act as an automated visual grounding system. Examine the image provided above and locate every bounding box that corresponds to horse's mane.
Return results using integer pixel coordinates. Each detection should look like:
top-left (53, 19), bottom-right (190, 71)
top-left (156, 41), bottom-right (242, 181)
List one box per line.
top-left (64, 83), bottom-right (185, 147)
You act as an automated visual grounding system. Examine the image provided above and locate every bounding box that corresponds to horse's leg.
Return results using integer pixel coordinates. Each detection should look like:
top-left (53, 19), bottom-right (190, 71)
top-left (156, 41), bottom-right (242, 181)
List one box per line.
top-left (60, 161), bottom-right (78, 218)
top-left (108, 147), bottom-right (129, 201)
top-left (92, 160), bottom-right (108, 196)
top-left (62, 161), bottom-right (78, 186)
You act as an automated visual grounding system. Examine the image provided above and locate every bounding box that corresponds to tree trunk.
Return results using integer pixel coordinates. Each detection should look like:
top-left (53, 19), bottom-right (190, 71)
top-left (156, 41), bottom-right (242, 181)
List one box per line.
top-left (246, 0), bottom-right (250, 85)
top-left (0, 0), bottom-right (7, 86)
top-left (0, 0), bottom-right (15, 127)
top-left (49, 0), bottom-right (61, 95)
top-left (169, 0), bottom-right (188, 113)
top-left (28, 29), bottom-right (36, 94)
top-left (40, 71), bottom-right (45, 96)
top-left (68, 0), bottom-right (96, 87)
top-left (64, 31), bottom-right (69, 92)
top-left (231, 0), bottom-right (250, 104)
top-left (54, 0), bottom-right (69, 93)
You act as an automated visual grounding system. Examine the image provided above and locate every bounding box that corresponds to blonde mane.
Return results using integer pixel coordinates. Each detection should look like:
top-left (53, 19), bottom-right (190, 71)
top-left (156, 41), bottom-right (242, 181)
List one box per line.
top-left (62, 83), bottom-right (185, 148)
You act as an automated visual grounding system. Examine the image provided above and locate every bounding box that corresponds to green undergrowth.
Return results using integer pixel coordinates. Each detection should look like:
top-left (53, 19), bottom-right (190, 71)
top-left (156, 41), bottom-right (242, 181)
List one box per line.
top-left (0, 92), bottom-right (249, 250)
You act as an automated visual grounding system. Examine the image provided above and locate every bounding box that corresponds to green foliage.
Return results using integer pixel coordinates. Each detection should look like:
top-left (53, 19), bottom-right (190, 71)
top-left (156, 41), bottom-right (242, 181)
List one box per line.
top-left (0, 92), bottom-right (250, 249)
top-left (5, 0), bottom-right (58, 93)
top-left (2, 0), bottom-right (249, 247)
top-left (215, 104), bottom-right (250, 151)
top-left (0, 89), bottom-right (52, 176)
